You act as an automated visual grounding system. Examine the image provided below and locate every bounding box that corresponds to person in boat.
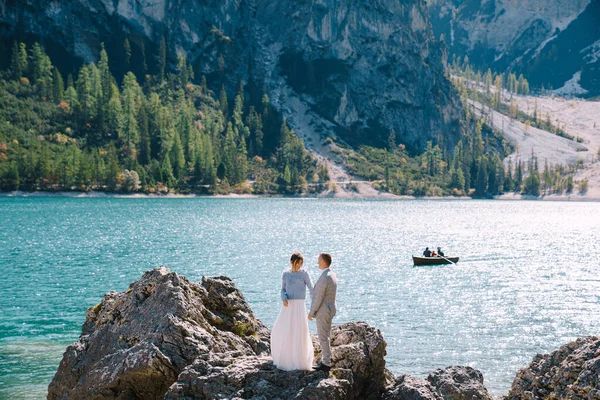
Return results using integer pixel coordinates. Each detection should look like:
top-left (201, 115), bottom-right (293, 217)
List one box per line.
top-left (423, 247), bottom-right (432, 257)
top-left (431, 250), bottom-right (438, 257)
top-left (437, 247), bottom-right (445, 257)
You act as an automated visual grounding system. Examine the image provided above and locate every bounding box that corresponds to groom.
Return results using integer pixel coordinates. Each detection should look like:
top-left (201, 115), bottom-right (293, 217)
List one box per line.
top-left (308, 252), bottom-right (337, 372)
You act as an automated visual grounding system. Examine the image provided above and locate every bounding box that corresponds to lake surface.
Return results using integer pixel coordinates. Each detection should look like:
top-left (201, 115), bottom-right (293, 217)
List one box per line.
top-left (1, 198), bottom-right (599, 399)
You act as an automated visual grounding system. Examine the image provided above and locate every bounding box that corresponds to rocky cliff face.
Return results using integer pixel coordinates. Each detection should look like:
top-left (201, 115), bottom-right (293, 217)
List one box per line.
top-left (507, 336), bottom-right (600, 399)
top-left (48, 267), bottom-right (494, 400)
top-left (47, 268), bottom-right (271, 399)
top-left (427, 0), bottom-right (600, 96)
top-left (0, 0), bottom-right (462, 152)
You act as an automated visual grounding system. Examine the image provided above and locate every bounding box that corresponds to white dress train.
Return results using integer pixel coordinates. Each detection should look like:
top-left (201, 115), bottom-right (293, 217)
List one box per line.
top-left (270, 299), bottom-right (314, 371)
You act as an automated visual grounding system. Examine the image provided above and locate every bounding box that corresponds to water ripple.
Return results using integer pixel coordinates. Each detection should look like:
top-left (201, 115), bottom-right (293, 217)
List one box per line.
top-left (0, 198), bottom-right (599, 397)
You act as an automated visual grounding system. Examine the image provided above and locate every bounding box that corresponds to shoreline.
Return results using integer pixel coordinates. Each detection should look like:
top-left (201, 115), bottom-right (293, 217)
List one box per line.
top-left (1, 190), bottom-right (598, 201)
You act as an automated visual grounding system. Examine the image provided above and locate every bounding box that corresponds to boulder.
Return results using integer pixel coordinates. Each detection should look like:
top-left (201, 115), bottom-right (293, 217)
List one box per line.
top-left (382, 366), bottom-right (492, 400)
top-left (48, 267), bottom-right (270, 400)
top-left (167, 321), bottom-right (392, 399)
top-left (507, 336), bottom-right (600, 399)
top-left (383, 375), bottom-right (442, 400)
top-left (165, 355), bottom-right (352, 400)
top-left (427, 366), bottom-right (493, 400)
top-left (48, 268), bottom-right (393, 400)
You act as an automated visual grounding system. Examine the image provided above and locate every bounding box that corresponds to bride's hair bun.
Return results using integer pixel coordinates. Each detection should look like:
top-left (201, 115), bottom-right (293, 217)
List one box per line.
top-left (290, 252), bottom-right (304, 271)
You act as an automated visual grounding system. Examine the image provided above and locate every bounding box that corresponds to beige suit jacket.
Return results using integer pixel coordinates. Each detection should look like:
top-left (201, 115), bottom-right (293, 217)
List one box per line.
top-left (309, 268), bottom-right (337, 318)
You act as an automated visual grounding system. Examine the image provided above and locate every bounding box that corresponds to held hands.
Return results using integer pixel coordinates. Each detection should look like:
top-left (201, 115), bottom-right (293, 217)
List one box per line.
top-left (283, 299), bottom-right (289, 307)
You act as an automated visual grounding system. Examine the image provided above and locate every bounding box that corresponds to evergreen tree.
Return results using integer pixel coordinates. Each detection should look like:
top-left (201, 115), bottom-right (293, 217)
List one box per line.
top-left (176, 51), bottom-right (192, 87)
top-left (246, 107), bottom-right (264, 156)
top-left (222, 122), bottom-right (238, 183)
top-left (53, 67), bottom-right (64, 102)
top-left (388, 130), bottom-right (397, 153)
top-left (98, 44), bottom-right (112, 131)
top-left (504, 160), bottom-right (514, 192)
top-left (121, 72), bottom-right (142, 157)
top-left (283, 164), bottom-right (292, 185)
top-left (30, 43), bottom-right (54, 100)
top-left (140, 42), bottom-right (148, 74)
top-left (475, 157), bottom-right (488, 196)
top-left (233, 91), bottom-right (246, 137)
top-left (161, 153), bottom-right (176, 187)
top-left (106, 82), bottom-right (123, 139)
top-left (487, 157), bottom-right (498, 195)
top-left (515, 161), bottom-right (523, 191)
top-left (124, 38), bottom-right (132, 66)
top-left (3, 162), bottom-right (20, 190)
top-left (106, 146), bottom-right (121, 191)
top-left (158, 36), bottom-right (167, 80)
top-left (64, 85), bottom-right (79, 112)
top-left (170, 130), bottom-right (186, 180)
top-left (219, 85), bottom-right (229, 118)
top-left (236, 134), bottom-right (248, 184)
top-left (524, 170), bottom-right (541, 196)
top-left (138, 105), bottom-right (151, 165)
top-left (450, 166), bottom-right (465, 192)
top-left (10, 41), bottom-right (24, 80)
top-left (77, 65), bottom-right (96, 122)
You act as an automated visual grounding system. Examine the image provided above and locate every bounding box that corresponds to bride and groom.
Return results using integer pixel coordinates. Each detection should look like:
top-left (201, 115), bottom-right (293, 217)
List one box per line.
top-left (270, 252), bottom-right (337, 373)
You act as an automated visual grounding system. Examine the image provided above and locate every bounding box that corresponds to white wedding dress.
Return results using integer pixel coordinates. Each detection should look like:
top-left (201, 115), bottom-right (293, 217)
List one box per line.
top-left (270, 299), bottom-right (314, 370)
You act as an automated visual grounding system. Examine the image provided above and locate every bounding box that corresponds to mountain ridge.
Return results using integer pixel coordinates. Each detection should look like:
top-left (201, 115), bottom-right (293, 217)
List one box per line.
top-left (0, 0), bottom-right (463, 152)
top-left (428, 0), bottom-right (600, 96)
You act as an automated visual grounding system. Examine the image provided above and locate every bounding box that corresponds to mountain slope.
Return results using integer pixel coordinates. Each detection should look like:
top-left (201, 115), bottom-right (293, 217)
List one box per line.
top-left (0, 0), bottom-right (463, 153)
top-left (428, 0), bottom-right (600, 96)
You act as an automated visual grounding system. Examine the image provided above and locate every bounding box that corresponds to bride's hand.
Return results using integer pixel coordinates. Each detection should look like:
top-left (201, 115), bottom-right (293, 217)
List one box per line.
top-left (283, 299), bottom-right (289, 307)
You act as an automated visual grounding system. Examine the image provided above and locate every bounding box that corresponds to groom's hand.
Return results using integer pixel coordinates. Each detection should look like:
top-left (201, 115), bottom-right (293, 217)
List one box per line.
top-left (283, 300), bottom-right (289, 307)
top-left (308, 315), bottom-right (313, 320)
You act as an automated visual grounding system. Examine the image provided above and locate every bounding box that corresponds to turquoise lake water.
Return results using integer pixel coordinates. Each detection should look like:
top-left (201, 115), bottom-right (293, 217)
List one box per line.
top-left (0, 197), bottom-right (599, 399)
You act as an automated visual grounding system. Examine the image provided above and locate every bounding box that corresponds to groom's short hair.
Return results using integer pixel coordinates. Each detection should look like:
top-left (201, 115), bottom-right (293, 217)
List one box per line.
top-left (319, 252), bottom-right (332, 267)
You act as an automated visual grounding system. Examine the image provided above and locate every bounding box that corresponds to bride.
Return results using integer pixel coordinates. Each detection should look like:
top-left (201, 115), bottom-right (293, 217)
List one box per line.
top-left (271, 252), bottom-right (315, 370)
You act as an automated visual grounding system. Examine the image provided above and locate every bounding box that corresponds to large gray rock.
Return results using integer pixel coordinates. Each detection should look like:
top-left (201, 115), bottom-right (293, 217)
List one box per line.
top-left (48, 268), bottom-right (395, 400)
top-left (427, 366), bottom-right (493, 400)
top-left (383, 366), bottom-right (492, 400)
top-left (166, 321), bottom-right (393, 400)
top-left (165, 355), bottom-right (353, 400)
top-left (48, 267), bottom-right (270, 400)
top-left (507, 336), bottom-right (600, 399)
top-left (0, 0), bottom-right (462, 152)
top-left (383, 375), bottom-right (442, 400)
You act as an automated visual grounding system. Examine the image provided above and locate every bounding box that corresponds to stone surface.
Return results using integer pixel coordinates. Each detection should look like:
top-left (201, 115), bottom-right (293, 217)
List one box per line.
top-left (48, 267), bottom-right (270, 400)
top-left (51, 268), bottom-right (599, 400)
top-left (383, 366), bottom-right (493, 400)
top-left (0, 0), bottom-right (462, 153)
top-left (383, 374), bottom-right (442, 400)
top-left (167, 321), bottom-right (392, 400)
top-left (507, 336), bottom-right (600, 399)
top-left (427, 366), bottom-right (493, 400)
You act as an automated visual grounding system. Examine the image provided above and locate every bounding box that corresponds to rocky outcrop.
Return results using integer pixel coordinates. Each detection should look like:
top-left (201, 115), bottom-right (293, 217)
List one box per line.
top-left (0, 0), bottom-right (462, 152)
top-left (166, 322), bottom-right (391, 400)
top-left (427, 366), bottom-right (493, 400)
top-left (383, 366), bottom-right (492, 400)
top-left (48, 267), bottom-right (270, 399)
top-left (507, 336), bottom-right (600, 399)
top-left (54, 268), bottom-right (599, 400)
top-left (384, 375), bottom-right (443, 400)
top-left (49, 267), bottom-right (495, 400)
